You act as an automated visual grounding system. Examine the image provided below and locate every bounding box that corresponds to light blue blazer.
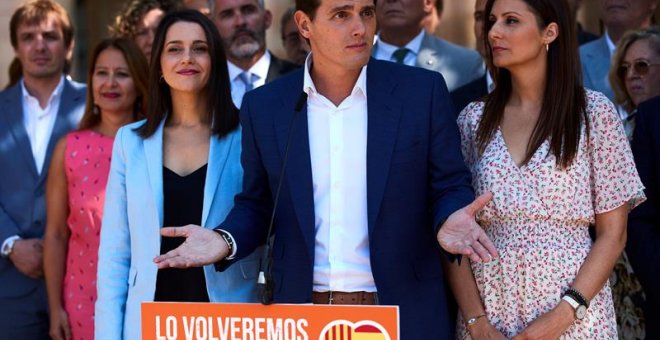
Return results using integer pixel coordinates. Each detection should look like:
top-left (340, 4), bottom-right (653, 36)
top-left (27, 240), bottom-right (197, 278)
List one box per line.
top-left (580, 36), bottom-right (615, 101)
top-left (373, 32), bottom-right (484, 92)
top-left (415, 32), bottom-right (484, 92)
top-left (95, 120), bottom-right (260, 340)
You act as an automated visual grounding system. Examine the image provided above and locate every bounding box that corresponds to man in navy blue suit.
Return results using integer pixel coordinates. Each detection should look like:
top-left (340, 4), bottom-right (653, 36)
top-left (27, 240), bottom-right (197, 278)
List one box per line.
top-left (156, 0), bottom-right (497, 338)
top-left (629, 95), bottom-right (660, 339)
top-left (0, 1), bottom-right (85, 338)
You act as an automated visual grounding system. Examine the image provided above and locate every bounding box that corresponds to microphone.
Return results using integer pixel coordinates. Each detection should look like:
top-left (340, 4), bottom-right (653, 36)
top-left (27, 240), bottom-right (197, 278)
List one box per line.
top-left (258, 92), bottom-right (308, 305)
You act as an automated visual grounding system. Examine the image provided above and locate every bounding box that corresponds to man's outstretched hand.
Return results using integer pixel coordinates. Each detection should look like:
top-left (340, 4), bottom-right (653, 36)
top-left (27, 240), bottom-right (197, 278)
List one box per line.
top-left (153, 225), bottom-right (229, 269)
top-left (437, 192), bottom-right (498, 263)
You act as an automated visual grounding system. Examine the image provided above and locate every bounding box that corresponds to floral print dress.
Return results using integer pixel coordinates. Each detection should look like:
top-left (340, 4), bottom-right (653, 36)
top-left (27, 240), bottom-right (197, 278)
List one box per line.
top-left (455, 90), bottom-right (646, 339)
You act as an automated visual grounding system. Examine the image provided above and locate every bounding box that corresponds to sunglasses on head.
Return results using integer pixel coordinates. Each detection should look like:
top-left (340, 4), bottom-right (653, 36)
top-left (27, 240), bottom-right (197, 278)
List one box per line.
top-left (618, 59), bottom-right (660, 78)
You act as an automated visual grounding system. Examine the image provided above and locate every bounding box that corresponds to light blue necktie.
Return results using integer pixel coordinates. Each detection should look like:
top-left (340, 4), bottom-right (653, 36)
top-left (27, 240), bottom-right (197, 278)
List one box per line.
top-left (239, 72), bottom-right (258, 92)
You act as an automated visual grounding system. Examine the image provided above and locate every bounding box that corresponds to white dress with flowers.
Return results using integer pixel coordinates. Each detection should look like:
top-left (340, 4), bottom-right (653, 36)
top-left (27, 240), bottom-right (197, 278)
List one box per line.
top-left (455, 90), bottom-right (645, 339)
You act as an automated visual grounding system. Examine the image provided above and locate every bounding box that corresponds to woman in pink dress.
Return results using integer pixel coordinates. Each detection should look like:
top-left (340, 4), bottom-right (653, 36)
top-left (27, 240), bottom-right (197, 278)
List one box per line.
top-left (43, 38), bottom-right (147, 340)
top-left (445, 0), bottom-right (646, 339)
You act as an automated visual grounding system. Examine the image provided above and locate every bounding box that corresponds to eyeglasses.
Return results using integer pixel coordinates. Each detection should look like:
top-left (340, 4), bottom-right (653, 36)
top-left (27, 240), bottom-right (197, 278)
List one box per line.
top-left (617, 59), bottom-right (660, 78)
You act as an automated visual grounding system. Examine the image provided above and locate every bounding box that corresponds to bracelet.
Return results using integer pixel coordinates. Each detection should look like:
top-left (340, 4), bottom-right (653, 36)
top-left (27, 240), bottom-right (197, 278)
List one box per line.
top-left (466, 314), bottom-right (486, 327)
top-left (565, 288), bottom-right (589, 308)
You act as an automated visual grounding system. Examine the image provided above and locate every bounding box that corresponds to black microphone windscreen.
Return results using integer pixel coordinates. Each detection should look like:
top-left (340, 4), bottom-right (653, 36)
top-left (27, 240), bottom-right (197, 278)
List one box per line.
top-left (294, 92), bottom-right (308, 112)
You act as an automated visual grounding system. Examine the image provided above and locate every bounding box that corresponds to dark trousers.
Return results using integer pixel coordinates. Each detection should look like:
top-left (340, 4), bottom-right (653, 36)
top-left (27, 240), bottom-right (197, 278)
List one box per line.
top-left (0, 283), bottom-right (49, 340)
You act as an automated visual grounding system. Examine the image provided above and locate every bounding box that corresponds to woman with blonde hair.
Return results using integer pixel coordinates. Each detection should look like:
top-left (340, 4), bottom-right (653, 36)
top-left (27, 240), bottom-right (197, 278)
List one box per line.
top-left (609, 26), bottom-right (660, 139)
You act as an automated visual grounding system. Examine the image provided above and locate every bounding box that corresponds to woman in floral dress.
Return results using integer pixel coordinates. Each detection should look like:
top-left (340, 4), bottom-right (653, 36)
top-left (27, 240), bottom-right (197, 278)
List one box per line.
top-left (445, 0), bottom-right (646, 338)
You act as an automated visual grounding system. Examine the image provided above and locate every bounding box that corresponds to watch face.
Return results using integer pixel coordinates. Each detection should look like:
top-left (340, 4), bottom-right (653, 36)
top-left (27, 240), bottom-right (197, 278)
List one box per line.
top-left (576, 305), bottom-right (587, 320)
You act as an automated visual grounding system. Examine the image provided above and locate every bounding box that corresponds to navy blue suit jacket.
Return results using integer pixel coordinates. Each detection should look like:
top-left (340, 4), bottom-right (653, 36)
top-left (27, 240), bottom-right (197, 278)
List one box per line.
top-left (629, 95), bottom-right (660, 338)
top-left (0, 78), bottom-right (85, 299)
top-left (220, 59), bottom-right (474, 338)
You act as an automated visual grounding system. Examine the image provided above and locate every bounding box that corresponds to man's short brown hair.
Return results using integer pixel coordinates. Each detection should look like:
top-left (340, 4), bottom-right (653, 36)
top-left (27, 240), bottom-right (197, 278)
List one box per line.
top-left (10, 0), bottom-right (74, 49)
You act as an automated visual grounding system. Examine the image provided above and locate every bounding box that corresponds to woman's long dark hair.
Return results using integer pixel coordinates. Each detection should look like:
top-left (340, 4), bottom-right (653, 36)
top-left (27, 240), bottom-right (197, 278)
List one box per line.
top-left (137, 9), bottom-right (239, 138)
top-left (477, 0), bottom-right (587, 168)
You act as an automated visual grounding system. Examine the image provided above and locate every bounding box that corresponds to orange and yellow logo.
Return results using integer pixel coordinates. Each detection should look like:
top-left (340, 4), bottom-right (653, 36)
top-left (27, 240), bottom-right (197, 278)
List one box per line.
top-left (320, 320), bottom-right (391, 340)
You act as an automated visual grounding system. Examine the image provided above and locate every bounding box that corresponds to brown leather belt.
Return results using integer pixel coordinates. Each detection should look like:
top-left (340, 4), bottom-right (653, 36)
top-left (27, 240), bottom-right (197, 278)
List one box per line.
top-left (312, 291), bottom-right (377, 305)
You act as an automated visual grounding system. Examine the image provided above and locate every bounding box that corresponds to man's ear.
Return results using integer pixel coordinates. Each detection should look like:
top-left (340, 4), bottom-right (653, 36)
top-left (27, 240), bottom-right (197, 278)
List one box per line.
top-left (66, 39), bottom-right (75, 62)
top-left (295, 10), bottom-right (312, 39)
top-left (423, 0), bottom-right (434, 15)
top-left (264, 9), bottom-right (273, 30)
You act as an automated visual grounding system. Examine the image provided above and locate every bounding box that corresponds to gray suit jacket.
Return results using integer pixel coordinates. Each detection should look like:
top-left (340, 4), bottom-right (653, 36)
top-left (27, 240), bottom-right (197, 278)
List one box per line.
top-left (580, 36), bottom-right (614, 101)
top-left (415, 32), bottom-right (484, 91)
top-left (0, 78), bottom-right (85, 298)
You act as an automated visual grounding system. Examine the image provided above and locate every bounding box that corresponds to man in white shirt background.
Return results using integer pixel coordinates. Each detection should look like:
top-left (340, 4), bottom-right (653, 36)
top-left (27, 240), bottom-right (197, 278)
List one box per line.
top-left (209, 0), bottom-right (299, 108)
top-left (0, 1), bottom-right (85, 337)
top-left (372, 0), bottom-right (483, 92)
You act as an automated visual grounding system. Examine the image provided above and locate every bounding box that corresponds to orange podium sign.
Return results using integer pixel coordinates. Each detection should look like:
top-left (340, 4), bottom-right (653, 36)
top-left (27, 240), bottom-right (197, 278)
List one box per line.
top-left (142, 302), bottom-right (399, 340)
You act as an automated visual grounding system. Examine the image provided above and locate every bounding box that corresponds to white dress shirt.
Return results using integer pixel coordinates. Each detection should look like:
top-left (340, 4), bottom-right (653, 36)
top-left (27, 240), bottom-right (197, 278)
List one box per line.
top-left (373, 30), bottom-right (425, 67)
top-left (21, 75), bottom-right (65, 175)
top-left (303, 54), bottom-right (376, 293)
top-left (228, 51), bottom-right (271, 108)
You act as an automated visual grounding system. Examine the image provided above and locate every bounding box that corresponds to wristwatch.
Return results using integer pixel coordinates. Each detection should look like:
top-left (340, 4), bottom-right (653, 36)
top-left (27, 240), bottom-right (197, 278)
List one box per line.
top-left (1, 235), bottom-right (21, 258)
top-left (562, 288), bottom-right (589, 320)
top-left (213, 229), bottom-right (236, 260)
top-left (465, 314), bottom-right (486, 327)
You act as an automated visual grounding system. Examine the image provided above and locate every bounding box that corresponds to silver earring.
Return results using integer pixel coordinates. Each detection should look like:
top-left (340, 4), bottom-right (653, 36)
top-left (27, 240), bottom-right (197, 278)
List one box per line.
top-left (93, 105), bottom-right (100, 115)
top-left (546, 43), bottom-right (549, 52)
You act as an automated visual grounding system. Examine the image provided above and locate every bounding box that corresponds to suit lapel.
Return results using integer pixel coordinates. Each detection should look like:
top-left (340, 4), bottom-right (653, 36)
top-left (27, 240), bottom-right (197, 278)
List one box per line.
top-left (1, 84), bottom-right (38, 178)
top-left (144, 120), bottom-right (165, 227)
top-left (265, 55), bottom-right (281, 83)
top-left (416, 32), bottom-right (442, 71)
top-left (38, 79), bottom-right (84, 184)
top-left (365, 60), bottom-right (403, 235)
top-left (201, 131), bottom-right (236, 227)
top-left (274, 77), bottom-right (316, 259)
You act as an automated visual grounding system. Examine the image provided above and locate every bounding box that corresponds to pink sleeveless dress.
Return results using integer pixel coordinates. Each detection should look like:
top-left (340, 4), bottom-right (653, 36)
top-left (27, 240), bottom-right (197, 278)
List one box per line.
top-left (62, 130), bottom-right (114, 340)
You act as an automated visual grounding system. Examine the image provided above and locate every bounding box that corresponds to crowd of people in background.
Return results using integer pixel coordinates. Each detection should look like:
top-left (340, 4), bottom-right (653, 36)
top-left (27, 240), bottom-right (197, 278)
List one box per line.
top-left (0, 0), bottom-right (658, 339)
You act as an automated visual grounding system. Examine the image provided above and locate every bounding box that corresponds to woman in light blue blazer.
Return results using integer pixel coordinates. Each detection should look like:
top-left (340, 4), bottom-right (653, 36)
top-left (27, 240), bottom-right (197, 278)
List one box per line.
top-left (95, 11), bottom-right (260, 340)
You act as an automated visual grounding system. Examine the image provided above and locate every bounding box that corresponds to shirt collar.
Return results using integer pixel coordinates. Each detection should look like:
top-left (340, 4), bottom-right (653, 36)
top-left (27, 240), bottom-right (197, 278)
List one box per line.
top-left (303, 53), bottom-right (368, 98)
top-left (604, 31), bottom-right (616, 56)
top-left (486, 71), bottom-right (495, 93)
top-left (21, 74), bottom-right (66, 104)
top-left (227, 50), bottom-right (272, 81)
top-left (375, 29), bottom-right (425, 57)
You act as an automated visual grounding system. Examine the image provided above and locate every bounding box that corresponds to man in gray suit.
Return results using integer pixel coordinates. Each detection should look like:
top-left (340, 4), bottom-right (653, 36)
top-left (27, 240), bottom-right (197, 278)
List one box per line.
top-left (0, 1), bottom-right (85, 338)
top-left (209, 0), bottom-right (298, 108)
top-left (373, 0), bottom-right (483, 91)
top-left (580, 0), bottom-right (657, 101)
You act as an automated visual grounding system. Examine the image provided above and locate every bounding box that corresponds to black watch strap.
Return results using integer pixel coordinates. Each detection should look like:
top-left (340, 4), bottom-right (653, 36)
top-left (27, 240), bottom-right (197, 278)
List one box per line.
top-left (213, 229), bottom-right (235, 259)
